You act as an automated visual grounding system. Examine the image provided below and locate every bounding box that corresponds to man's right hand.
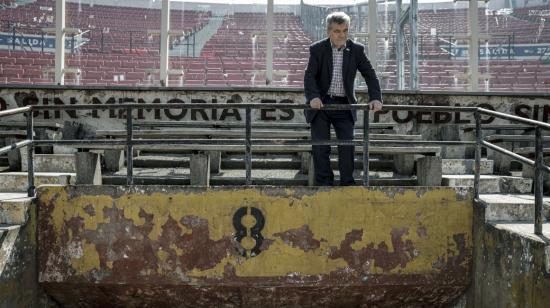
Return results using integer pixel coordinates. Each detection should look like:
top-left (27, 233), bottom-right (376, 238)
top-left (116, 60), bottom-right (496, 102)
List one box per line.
top-left (310, 97), bottom-right (323, 109)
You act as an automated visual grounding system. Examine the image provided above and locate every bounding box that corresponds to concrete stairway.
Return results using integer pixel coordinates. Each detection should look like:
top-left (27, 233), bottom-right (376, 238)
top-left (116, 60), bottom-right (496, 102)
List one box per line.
top-left (0, 152), bottom-right (76, 193)
top-left (442, 157), bottom-right (533, 194)
top-left (171, 16), bottom-right (224, 57)
top-left (0, 192), bottom-right (36, 306)
top-left (107, 151), bottom-right (419, 186)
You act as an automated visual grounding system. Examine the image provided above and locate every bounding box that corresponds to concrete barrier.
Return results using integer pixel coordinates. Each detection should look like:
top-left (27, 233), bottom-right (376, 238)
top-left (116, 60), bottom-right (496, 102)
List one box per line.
top-left (37, 185), bottom-right (473, 307)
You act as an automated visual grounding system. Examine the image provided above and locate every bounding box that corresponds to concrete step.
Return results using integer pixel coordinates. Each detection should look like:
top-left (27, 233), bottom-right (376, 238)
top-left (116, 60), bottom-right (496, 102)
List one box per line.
top-left (442, 159), bottom-right (494, 175)
top-left (134, 154), bottom-right (394, 170)
top-left (21, 154), bottom-right (75, 173)
top-left (104, 168), bottom-right (416, 186)
top-left (442, 175), bottom-right (532, 194)
top-left (103, 175), bottom-right (417, 186)
top-left (0, 223), bottom-right (22, 270)
top-left (0, 193), bottom-right (33, 225)
top-left (0, 172), bottom-right (75, 192)
top-left (441, 144), bottom-right (474, 159)
top-left (134, 155), bottom-right (189, 168)
top-left (488, 222), bottom-right (550, 242)
top-left (479, 194), bottom-right (550, 221)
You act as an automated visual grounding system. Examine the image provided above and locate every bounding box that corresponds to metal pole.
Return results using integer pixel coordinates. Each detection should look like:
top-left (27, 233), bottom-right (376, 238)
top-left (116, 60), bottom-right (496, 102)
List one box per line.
top-left (55, 0), bottom-right (66, 85)
top-left (129, 31), bottom-right (133, 52)
top-left (474, 111), bottom-right (481, 200)
top-left (160, 0), bottom-right (170, 87)
top-left (396, 0), bottom-right (404, 90)
top-left (26, 111), bottom-right (35, 197)
top-left (245, 107), bottom-right (252, 185)
top-left (266, 0), bottom-right (274, 85)
top-left (41, 32), bottom-right (45, 53)
top-left (126, 106), bottom-right (134, 185)
top-left (101, 30), bottom-right (104, 52)
top-left (468, 0), bottom-right (480, 91)
top-left (193, 32), bottom-right (196, 57)
top-left (362, 109), bottom-right (370, 186)
top-left (534, 126), bottom-right (543, 235)
top-left (368, 0), bottom-right (378, 70)
top-left (410, 0), bottom-right (418, 90)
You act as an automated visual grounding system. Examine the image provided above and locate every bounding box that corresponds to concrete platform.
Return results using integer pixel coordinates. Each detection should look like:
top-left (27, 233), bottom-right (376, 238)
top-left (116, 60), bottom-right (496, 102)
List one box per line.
top-left (105, 168), bottom-right (416, 186)
top-left (442, 159), bottom-right (493, 175)
top-left (0, 193), bottom-right (33, 225)
top-left (479, 194), bottom-right (550, 221)
top-left (21, 154), bottom-right (75, 173)
top-left (489, 222), bottom-right (550, 242)
top-left (0, 172), bottom-right (75, 192)
top-left (443, 175), bottom-right (532, 194)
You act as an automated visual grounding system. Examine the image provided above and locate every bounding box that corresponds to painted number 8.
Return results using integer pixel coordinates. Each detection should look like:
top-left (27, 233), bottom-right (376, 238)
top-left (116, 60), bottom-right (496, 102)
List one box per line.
top-left (232, 207), bottom-right (265, 257)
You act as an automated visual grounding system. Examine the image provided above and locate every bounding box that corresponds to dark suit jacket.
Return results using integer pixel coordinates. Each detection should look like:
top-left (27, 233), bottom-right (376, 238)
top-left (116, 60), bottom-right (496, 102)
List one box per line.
top-left (304, 38), bottom-right (382, 123)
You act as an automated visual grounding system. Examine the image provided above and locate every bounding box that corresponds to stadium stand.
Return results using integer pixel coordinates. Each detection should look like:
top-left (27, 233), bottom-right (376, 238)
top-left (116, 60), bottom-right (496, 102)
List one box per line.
top-left (0, 1), bottom-right (548, 91)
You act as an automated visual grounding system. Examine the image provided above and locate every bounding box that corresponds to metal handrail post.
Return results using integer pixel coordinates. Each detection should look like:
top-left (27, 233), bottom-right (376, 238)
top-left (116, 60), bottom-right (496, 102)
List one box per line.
top-left (126, 106), bottom-right (134, 185)
top-left (245, 107), bottom-right (252, 185)
top-left (534, 126), bottom-right (543, 235)
top-left (26, 111), bottom-right (35, 197)
top-left (362, 108), bottom-right (370, 186)
top-left (474, 111), bottom-right (481, 200)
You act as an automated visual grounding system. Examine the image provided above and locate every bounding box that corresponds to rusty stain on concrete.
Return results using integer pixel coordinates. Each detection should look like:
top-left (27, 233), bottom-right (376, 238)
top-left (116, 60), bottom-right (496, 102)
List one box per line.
top-left (36, 185), bottom-right (473, 306)
top-left (273, 225), bottom-right (321, 252)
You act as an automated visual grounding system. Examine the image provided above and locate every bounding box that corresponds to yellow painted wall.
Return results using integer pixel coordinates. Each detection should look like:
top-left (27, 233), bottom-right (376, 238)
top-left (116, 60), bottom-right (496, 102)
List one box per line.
top-left (37, 186), bottom-right (472, 282)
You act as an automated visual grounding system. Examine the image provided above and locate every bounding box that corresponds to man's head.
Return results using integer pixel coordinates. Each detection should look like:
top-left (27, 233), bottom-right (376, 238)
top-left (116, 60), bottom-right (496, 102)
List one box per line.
top-left (326, 12), bottom-right (350, 49)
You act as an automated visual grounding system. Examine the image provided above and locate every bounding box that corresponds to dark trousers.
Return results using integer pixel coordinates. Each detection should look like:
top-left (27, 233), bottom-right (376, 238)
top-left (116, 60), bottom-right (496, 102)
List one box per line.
top-left (310, 96), bottom-right (355, 186)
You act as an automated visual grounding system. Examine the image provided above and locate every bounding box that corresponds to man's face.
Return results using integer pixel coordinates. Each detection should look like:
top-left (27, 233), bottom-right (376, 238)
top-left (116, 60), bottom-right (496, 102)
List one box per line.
top-left (328, 22), bottom-right (348, 48)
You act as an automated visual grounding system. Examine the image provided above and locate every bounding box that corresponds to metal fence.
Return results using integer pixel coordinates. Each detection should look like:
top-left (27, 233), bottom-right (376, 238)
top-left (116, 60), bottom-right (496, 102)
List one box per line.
top-left (0, 103), bottom-right (548, 234)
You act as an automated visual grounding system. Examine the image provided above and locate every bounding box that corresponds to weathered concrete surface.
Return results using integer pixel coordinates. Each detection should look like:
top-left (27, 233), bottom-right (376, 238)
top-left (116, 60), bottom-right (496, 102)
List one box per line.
top-left (6, 140), bottom-right (21, 171)
top-left (104, 150), bottom-right (125, 172)
top-left (417, 156), bottom-right (442, 186)
top-left (472, 215), bottom-right (550, 308)
top-left (37, 185), bottom-right (473, 307)
top-left (479, 194), bottom-right (550, 221)
top-left (75, 152), bottom-right (102, 185)
top-left (190, 153), bottom-right (210, 186)
top-left (522, 157), bottom-right (550, 194)
top-left (441, 145), bottom-right (470, 159)
top-left (21, 153), bottom-right (76, 173)
top-left (0, 193), bottom-right (33, 225)
top-left (443, 175), bottom-right (532, 194)
top-left (0, 172), bottom-right (75, 192)
top-left (487, 142), bottom-right (513, 175)
top-left (1, 88), bottom-right (548, 131)
top-left (393, 154), bottom-right (415, 175)
top-left (442, 159), bottom-right (493, 175)
top-left (0, 198), bottom-right (39, 307)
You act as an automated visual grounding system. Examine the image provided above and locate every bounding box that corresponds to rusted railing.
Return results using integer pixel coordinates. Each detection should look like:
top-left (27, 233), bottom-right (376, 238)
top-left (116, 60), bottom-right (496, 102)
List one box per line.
top-left (1, 103), bottom-right (548, 235)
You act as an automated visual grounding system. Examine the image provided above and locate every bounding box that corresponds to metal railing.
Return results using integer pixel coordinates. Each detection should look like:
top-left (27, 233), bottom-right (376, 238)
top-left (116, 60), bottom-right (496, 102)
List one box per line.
top-left (0, 103), bottom-right (548, 234)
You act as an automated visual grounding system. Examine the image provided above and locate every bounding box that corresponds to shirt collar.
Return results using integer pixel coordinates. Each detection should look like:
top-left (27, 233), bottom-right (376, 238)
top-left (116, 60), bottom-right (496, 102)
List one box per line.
top-left (330, 39), bottom-right (345, 51)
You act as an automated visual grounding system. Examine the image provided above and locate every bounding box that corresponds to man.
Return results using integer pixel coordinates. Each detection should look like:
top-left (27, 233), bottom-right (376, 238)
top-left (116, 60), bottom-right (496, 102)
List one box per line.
top-left (304, 11), bottom-right (383, 186)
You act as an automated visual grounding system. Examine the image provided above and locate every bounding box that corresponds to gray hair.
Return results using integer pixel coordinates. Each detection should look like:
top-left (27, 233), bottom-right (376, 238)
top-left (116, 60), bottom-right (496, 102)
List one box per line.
top-left (326, 12), bottom-right (350, 32)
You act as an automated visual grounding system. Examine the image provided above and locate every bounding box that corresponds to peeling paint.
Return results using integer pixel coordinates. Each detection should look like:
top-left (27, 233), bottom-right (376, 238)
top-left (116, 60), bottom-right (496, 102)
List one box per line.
top-left (37, 185), bottom-right (473, 306)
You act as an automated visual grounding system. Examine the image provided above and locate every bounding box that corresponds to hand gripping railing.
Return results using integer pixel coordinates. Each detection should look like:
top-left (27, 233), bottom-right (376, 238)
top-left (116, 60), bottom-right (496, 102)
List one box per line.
top-left (1, 103), bottom-right (548, 235)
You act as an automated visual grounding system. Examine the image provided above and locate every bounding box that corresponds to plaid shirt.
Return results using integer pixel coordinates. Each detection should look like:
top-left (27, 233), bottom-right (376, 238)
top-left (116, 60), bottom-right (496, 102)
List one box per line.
top-left (328, 40), bottom-right (345, 97)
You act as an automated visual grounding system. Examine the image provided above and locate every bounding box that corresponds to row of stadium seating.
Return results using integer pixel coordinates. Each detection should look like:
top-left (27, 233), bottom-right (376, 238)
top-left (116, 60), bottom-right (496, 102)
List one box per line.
top-left (0, 1), bottom-right (548, 91)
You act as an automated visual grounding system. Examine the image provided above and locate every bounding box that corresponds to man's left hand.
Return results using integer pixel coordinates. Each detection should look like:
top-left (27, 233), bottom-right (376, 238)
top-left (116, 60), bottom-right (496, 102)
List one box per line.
top-left (369, 100), bottom-right (383, 112)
